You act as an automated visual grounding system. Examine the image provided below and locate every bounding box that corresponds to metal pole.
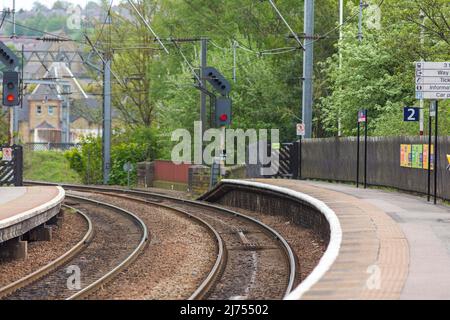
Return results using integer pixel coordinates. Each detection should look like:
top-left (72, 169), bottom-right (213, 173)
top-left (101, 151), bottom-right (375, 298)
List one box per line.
top-left (102, 58), bottom-right (111, 185)
top-left (12, 0), bottom-right (16, 38)
top-left (338, 0), bottom-right (344, 136)
top-left (298, 138), bottom-right (302, 180)
top-left (364, 110), bottom-right (368, 189)
top-left (434, 101), bottom-right (438, 204)
top-left (302, 0), bottom-right (314, 138)
top-left (200, 38), bottom-right (207, 163)
top-left (427, 107), bottom-right (432, 202)
top-left (358, 0), bottom-right (363, 42)
top-left (64, 84), bottom-right (71, 143)
top-left (419, 11), bottom-right (425, 136)
top-left (8, 108), bottom-right (13, 145)
top-left (233, 40), bottom-right (237, 83)
top-left (356, 121), bottom-right (360, 188)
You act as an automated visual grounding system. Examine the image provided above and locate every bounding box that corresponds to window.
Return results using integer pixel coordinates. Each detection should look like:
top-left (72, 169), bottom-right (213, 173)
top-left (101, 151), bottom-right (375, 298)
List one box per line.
top-left (48, 106), bottom-right (55, 115)
top-left (36, 105), bottom-right (42, 115)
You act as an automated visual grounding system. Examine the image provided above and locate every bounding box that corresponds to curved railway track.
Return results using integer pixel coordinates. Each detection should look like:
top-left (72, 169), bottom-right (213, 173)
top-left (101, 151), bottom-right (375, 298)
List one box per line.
top-left (0, 195), bottom-right (148, 300)
top-left (25, 181), bottom-right (298, 300)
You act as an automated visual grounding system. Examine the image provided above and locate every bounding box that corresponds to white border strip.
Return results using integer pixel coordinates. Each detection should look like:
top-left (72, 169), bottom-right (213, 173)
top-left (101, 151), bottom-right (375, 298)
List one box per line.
top-left (0, 186), bottom-right (65, 229)
top-left (220, 179), bottom-right (342, 300)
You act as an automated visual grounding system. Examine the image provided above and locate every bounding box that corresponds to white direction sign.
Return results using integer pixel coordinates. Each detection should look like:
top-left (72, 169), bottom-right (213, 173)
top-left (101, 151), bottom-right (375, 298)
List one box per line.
top-left (416, 62), bottom-right (450, 99)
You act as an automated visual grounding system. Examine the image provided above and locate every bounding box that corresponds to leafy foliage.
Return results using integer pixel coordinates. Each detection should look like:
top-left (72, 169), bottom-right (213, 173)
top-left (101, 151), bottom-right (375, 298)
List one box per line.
top-left (64, 126), bottom-right (161, 185)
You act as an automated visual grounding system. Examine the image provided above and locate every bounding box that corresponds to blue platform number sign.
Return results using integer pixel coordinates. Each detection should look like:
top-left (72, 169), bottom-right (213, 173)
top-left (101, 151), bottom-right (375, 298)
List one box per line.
top-left (403, 107), bottom-right (420, 122)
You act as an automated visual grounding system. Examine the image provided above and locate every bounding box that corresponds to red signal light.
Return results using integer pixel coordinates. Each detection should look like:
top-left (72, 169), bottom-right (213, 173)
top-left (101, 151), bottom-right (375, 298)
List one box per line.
top-left (7, 94), bottom-right (15, 102)
top-left (219, 114), bottom-right (228, 122)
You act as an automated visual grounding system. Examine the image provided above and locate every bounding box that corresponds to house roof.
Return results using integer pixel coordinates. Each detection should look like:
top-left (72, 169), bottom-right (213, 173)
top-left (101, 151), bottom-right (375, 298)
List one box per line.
top-left (35, 121), bottom-right (56, 129)
top-left (28, 62), bottom-right (89, 101)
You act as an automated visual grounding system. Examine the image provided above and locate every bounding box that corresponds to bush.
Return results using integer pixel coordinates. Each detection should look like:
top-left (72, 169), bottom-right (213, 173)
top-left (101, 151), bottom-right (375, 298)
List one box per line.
top-left (65, 126), bottom-right (160, 185)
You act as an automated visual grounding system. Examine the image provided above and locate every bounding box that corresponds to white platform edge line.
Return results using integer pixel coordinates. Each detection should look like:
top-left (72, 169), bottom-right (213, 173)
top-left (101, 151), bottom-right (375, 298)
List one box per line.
top-left (0, 186), bottom-right (65, 229)
top-left (220, 179), bottom-right (342, 300)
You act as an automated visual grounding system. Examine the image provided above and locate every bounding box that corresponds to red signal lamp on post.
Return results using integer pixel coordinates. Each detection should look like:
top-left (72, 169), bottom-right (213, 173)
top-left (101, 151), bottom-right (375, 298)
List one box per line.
top-left (215, 98), bottom-right (232, 127)
top-left (219, 114), bottom-right (228, 122)
top-left (2, 72), bottom-right (20, 107)
top-left (7, 94), bottom-right (15, 102)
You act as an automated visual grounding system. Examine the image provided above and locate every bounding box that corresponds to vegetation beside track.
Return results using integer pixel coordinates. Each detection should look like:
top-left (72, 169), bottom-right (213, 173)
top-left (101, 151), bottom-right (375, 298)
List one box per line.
top-left (23, 151), bottom-right (81, 183)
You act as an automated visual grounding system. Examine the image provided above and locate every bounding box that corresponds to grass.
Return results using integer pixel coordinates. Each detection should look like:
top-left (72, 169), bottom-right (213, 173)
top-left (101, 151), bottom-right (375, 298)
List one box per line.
top-left (24, 151), bottom-right (81, 183)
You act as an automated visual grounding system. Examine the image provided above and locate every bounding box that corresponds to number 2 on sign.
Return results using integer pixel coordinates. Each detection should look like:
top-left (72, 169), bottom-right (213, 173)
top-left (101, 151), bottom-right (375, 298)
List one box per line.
top-left (407, 108), bottom-right (416, 121)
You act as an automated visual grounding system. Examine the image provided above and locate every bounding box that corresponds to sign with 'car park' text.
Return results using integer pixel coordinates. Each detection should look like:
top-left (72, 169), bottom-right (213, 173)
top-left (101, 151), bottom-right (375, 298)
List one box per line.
top-left (416, 62), bottom-right (450, 100)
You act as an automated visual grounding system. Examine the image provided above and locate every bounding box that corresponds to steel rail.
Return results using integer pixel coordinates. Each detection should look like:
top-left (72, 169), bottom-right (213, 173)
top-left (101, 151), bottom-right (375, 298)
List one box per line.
top-left (26, 181), bottom-right (297, 297)
top-left (0, 205), bottom-right (93, 299)
top-left (76, 190), bottom-right (227, 300)
top-left (65, 195), bottom-right (149, 300)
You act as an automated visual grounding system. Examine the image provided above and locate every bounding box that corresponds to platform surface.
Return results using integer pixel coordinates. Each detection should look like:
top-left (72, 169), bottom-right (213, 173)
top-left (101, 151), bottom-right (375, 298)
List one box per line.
top-left (0, 186), bottom-right (63, 228)
top-left (252, 179), bottom-right (450, 300)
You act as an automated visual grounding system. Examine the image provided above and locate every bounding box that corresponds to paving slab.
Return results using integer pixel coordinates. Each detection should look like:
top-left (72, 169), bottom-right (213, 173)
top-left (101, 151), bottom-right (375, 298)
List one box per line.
top-left (251, 179), bottom-right (410, 300)
top-left (299, 181), bottom-right (450, 300)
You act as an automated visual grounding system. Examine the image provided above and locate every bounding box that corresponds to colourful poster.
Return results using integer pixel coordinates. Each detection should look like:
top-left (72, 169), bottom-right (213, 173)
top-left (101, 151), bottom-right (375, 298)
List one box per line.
top-left (430, 144), bottom-right (434, 170)
top-left (406, 144), bottom-right (412, 168)
top-left (423, 144), bottom-right (434, 170)
top-left (400, 144), bottom-right (409, 167)
top-left (423, 144), bottom-right (429, 169)
top-left (412, 144), bottom-right (423, 168)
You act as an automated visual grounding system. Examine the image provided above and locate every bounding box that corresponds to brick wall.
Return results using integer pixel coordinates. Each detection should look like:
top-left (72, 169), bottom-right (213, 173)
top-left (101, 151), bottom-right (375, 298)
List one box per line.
top-left (200, 184), bottom-right (330, 243)
top-left (188, 165), bottom-right (211, 195)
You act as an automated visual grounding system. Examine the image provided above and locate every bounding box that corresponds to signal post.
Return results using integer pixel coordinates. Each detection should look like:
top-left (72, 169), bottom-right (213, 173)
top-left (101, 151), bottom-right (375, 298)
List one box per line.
top-left (0, 41), bottom-right (20, 145)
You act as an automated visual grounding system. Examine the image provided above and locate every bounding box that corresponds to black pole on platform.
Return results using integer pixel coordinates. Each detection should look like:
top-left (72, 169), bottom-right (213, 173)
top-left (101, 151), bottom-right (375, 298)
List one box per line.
top-left (427, 107), bottom-right (432, 202)
top-left (434, 101), bottom-right (438, 205)
top-left (356, 121), bottom-right (360, 188)
top-left (364, 109), bottom-right (368, 189)
top-left (298, 138), bottom-right (302, 180)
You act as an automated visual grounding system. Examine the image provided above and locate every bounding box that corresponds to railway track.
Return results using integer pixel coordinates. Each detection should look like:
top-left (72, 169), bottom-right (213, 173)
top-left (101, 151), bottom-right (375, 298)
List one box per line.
top-left (25, 181), bottom-right (297, 300)
top-left (0, 195), bottom-right (148, 300)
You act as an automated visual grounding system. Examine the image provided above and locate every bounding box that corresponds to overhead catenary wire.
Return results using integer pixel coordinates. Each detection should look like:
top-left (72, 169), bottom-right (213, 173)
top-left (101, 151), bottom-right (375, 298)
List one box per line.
top-left (267, 0), bottom-right (305, 50)
top-left (92, 0), bottom-right (114, 48)
top-left (3, 19), bottom-right (85, 44)
top-left (170, 39), bottom-right (203, 86)
top-left (84, 33), bottom-right (126, 87)
top-left (303, 0), bottom-right (386, 48)
top-left (126, 0), bottom-right (169, 54)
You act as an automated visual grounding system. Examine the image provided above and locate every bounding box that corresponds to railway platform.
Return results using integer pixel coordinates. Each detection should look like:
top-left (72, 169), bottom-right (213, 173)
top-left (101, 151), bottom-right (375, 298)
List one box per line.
top-left (202, 179), bottom-right (450, 300)
top-left (0, 186), bottom-right (65, 260)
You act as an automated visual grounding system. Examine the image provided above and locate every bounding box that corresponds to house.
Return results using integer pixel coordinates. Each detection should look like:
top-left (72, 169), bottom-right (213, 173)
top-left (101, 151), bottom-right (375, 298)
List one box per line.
top-left (3, 34), bottom-right (104, 144)
top-left (17, 61), bottom-right (101, 144)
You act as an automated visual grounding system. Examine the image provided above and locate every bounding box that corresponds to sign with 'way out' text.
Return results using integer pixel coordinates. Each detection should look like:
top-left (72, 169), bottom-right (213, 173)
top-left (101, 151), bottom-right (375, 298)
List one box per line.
top-left (416, 62), bottom-right (450, 100)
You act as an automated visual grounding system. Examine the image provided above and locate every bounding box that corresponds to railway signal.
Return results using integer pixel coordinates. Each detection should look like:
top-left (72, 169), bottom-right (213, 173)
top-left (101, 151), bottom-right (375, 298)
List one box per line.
top-left (215, 97), bottom-right (232, 126)
top-left (0, 42), bottom-right (19, 70)
top-left (2, 71), bottom-right (20, 106)
top-left (204, 67), bottom-right (231, 97)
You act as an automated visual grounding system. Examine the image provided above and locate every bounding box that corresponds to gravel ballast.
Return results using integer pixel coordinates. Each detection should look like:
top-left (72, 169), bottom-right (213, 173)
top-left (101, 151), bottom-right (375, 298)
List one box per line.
top-left (83, 193), bottom-right (217, 300)
top-left (221, 205), bottom-right (326, 284)
top-left (0, 209), bottom-right (88, 288)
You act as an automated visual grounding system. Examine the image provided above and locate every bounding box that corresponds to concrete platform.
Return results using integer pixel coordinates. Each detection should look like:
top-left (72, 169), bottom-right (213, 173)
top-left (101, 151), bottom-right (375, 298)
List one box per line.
top-left (0, 186), bottom-right (65, 243)
top-left (203, 179), bottom-right (450, 300)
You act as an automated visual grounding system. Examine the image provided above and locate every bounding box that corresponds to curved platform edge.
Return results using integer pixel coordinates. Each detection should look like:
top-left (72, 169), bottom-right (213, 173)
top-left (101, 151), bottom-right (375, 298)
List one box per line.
top-left (0, 187), bottom-right (65, 242)
top-left (201, 179), bottom-right (343, 300)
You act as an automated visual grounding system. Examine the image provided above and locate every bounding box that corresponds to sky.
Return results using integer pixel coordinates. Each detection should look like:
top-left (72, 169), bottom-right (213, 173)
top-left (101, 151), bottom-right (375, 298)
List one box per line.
top-left (1, 0), bottom-right (121, 11)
